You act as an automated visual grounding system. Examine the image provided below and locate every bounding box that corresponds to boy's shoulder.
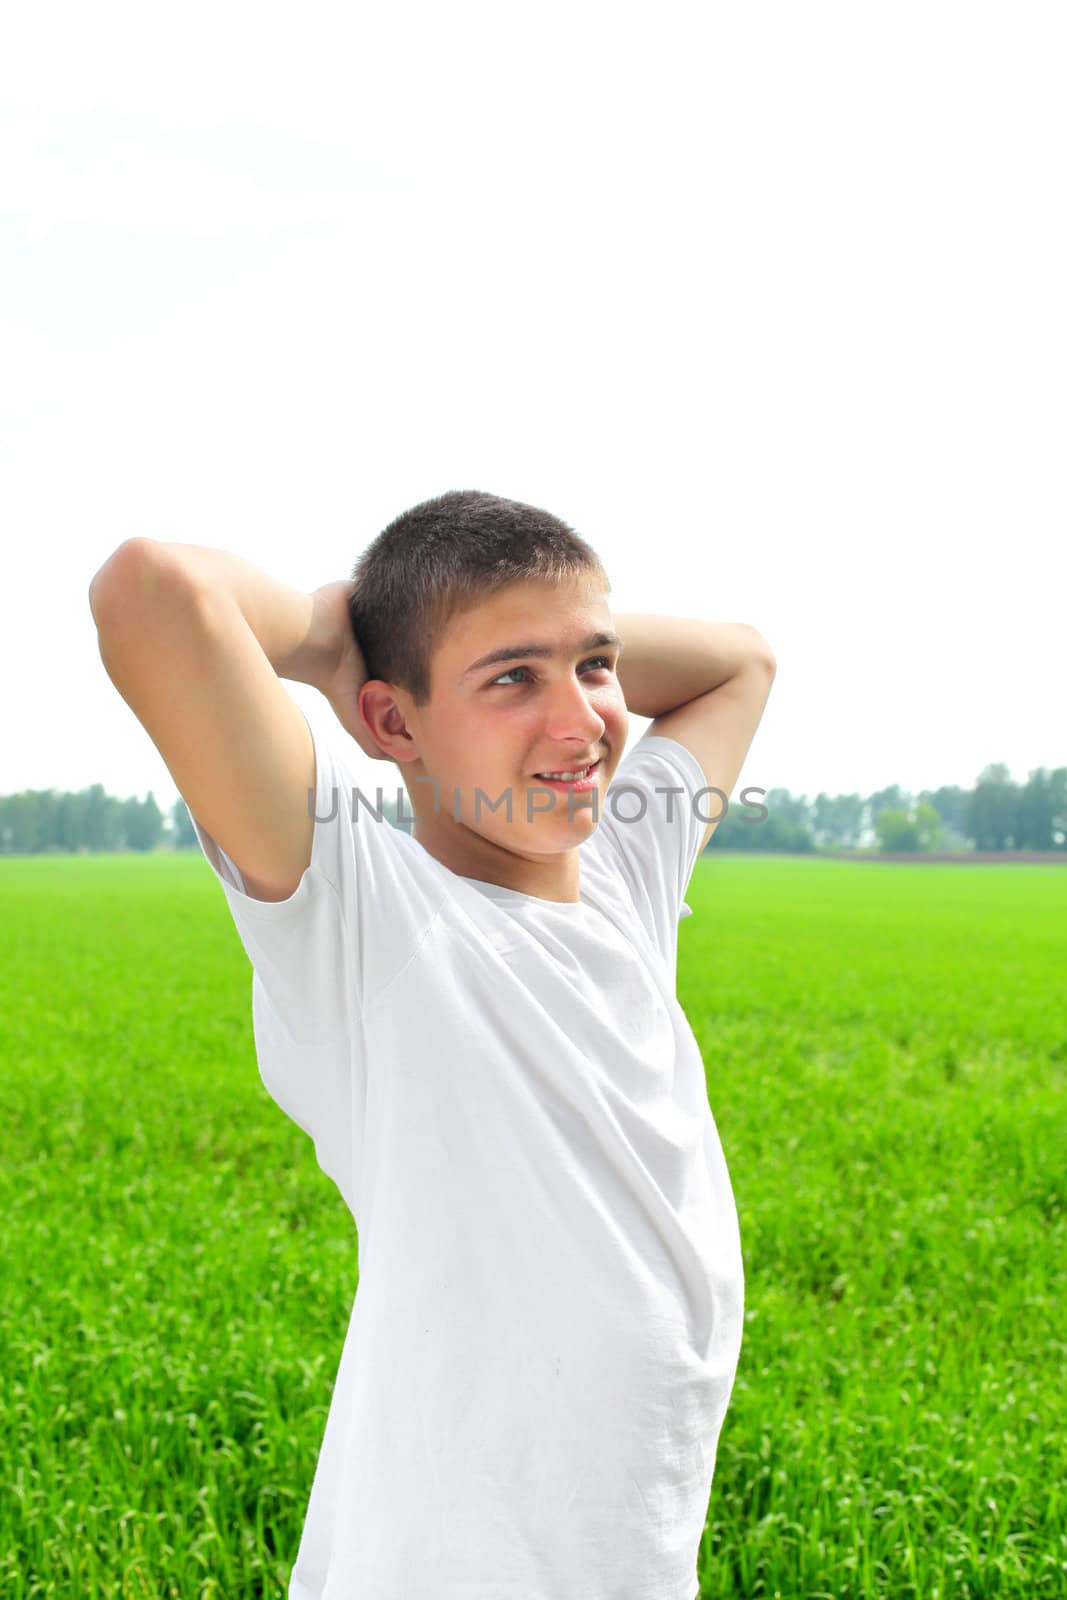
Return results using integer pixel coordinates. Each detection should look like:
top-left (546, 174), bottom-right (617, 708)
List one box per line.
top-left (580, 730), bottom-right (709, 960)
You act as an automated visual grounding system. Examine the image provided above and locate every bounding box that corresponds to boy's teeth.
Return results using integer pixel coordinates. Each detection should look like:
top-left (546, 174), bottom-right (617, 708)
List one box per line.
top-left (537, 765), bottom-right (591, 780)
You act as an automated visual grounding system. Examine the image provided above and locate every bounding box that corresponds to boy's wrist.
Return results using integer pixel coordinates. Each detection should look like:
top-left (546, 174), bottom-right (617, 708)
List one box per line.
top-left (292, 580), bottom-right (358, 691)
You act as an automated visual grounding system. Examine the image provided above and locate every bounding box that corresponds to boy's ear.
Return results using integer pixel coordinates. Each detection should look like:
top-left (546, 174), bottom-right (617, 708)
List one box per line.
top-left (359, 682), bottom-right (422, 765)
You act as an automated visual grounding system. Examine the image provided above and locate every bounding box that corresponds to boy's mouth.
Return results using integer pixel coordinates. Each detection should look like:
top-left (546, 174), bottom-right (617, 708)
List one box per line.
top-left (529, 759), bottom-right (602, 791)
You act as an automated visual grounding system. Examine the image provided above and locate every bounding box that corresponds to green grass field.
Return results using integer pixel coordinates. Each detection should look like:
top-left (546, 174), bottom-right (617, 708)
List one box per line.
top-left (1, 853), bottom-right (1063, 1598)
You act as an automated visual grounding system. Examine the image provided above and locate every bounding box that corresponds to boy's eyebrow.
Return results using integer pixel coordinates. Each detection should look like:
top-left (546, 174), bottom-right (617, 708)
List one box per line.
top-left (462, 631), bottom-right (623, 678)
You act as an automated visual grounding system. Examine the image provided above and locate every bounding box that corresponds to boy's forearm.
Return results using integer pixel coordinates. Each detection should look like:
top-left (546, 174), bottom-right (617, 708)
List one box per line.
top-left (612, 613), bottom-right (775, 719)
top-left (94, 538), bottom-right (340, 689)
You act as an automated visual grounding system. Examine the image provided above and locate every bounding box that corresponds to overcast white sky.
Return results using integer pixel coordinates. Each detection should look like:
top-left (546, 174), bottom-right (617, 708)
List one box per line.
top-left (1, 1), bottom-right (1063, 816)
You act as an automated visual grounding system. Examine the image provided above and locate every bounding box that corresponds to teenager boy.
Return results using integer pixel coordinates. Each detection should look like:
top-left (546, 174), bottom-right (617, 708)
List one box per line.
top-left (88, 490), bottom-right (777, 1600)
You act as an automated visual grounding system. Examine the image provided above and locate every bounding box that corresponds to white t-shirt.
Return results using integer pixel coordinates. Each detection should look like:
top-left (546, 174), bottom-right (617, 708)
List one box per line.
top-left (191, 700), bottom-right (745, 1600)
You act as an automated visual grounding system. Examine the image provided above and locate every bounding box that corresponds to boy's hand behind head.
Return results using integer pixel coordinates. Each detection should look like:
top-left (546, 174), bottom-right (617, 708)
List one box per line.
top-left (311, 581), bottom-right (394, 763)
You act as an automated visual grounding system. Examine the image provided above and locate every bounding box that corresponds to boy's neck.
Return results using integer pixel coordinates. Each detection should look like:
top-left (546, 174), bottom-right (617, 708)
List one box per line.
top-left (410, 812), bottom-right (583, 903)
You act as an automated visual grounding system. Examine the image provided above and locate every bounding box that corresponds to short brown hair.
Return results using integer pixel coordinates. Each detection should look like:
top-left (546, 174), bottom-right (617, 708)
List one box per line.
top-left (347, 489), bottom-right (611, 706)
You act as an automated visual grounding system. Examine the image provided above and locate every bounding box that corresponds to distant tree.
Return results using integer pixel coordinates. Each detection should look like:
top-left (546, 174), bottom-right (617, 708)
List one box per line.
top-left (84, 784), bottom-right (121, 850)
top-left (709, 788), bottom-right (815, 853)
top-left (812, 792), bottom-right (865, 848)
top-left (967, 763), bottom-right (1019, 850)
top-left (868, 784), bottom-right (910, 822)
top-left (921, 783), bottom-right (970, 836)
top-left (913, 802), bottom-right (943, 851)
top-left (3, 793), bottom-right (39, 852)
top-left (1015, 767), bottom-right (1067, 850)
top-left (170, 797), bottom-right (198, 848)
top-left (1050, 767), bottom-right (1067, 849)
top-left (875, 807), bottom-right (920, 852)
top-left (761, 787), bottom-right (812, 830)
top-left (56, 791), bottom-right (87, 851)
top-left (35, 789), bottom-right (61, 849)
top-left (121, 792), bottom-right (164, 851)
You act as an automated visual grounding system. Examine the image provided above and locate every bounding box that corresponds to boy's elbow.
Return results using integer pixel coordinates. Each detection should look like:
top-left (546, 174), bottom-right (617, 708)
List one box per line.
top-left (747, 626), bottom-right (777, 670)
top-left (89, 538), bottom-right (159, 627)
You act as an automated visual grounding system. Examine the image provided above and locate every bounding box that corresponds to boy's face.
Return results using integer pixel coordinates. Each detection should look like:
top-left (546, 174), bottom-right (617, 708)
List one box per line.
top-left (385, 574), bottom-right (629, 890)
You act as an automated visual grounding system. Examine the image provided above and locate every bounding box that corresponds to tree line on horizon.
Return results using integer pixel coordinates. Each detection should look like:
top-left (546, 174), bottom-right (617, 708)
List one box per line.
top-left (0, 761), bottom-right (1064, 856)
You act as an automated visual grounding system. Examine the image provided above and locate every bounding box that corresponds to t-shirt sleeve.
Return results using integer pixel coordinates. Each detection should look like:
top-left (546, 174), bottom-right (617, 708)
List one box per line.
top-left (589, 732), bottom-right (709, 971)
top-left (188, 696), bottom-right (445, 1209)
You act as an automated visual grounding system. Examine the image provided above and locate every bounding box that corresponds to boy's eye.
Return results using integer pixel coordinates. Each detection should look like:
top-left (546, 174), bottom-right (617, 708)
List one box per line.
top-left (490, 656), bottom-right (613, 687)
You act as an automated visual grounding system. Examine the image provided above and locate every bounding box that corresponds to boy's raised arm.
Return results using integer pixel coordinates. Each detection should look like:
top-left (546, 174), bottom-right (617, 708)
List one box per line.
top-left (87, 538), bottom-right (372, 902)
top-left (613, 612), bottom-right (776, 858)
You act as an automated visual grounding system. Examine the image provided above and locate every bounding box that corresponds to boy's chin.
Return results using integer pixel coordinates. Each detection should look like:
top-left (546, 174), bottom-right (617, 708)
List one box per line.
top-left (523, 804), bottom-right (602, 831)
